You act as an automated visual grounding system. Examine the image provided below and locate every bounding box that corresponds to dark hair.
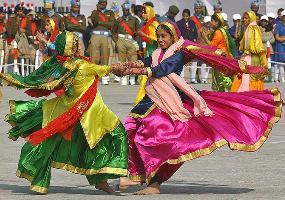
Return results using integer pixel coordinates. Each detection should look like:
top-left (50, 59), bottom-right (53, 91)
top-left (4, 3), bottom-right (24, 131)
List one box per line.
top-left (143, 2), bottom-right (154, 8)
top-left (182, 9), bottom-right (190, 16)
top-left (278, 8), bottom-right (284, 13)
top-left (134, 5), bottom-right (144, 15)
top-left (266, 24), bottom-right (273, 32)
top-left (211, 14), bottom-right (221, 27)
top-left (131, 4), bottom-right (136, 9)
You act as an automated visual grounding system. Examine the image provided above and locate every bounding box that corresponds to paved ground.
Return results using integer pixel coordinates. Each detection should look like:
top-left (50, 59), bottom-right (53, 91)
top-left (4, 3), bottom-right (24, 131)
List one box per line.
top-left (0, 82), bottom-right (284, 200)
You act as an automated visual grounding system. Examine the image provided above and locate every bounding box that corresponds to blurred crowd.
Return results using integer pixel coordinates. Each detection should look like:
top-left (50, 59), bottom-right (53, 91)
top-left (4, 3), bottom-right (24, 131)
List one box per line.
top-left (0, 0), bottom-right (284, 85)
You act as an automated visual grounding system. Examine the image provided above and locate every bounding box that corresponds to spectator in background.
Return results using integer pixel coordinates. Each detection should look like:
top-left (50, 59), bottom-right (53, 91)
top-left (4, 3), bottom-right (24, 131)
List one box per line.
top-left (134, 5), bottom-right (146, 59)
top-left (63, 0), bottom-right (86, 56)
top-left (192, 0), bottom-right (205, 30)
top-left (259, 15), bottom-right (275, 83)
top-left (134, 5), bottom-right (144, 24)
top-left (143, 1), bottom-right (161, 19)
top-left (177, 9), bottom-right (198, 83)
top-left (231, 11), bottom-right (268, 92)
top-left (260, 16), bottom-right (275, 58)
top-left (134, 5), bottom-right (159, 104)
top-left (143, 2), bottom-right (154, 8)
top-left (89, 0), bottom-right (115, 85)
top-left (210, 13), bottom-right (237, 91)
top-left (267, 12), bottom-right (276, 29)
top-left (113, 2), bottom-right (140, 85)
top-left (276, 8), bottom-right (284, 24)
top-left (42, 0), bottom-right (64, 31)
top-left (221, 13), bottom-right (229, 27)
top-left (274, 10), bottom-right (285, 83)
top-left (229, 14), bottom-right (243, 56)
top-left (250, 0), bottom-right (262, 19)
top-left (213, 0), bottom-right (222, 14)
top-left (177, 9), bottom-right (197, 41)
top-left (131, 4), bottom-right (136, 16)
top-left (197, 16), bottom-right (212, 83)
top-left (160, 5), bottom-right (179, 23)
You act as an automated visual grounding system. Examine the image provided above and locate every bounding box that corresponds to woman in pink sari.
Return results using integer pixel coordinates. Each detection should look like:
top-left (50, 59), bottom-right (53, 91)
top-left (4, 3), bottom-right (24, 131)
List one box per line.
top-left (118, 21), bottom-right (282, 195)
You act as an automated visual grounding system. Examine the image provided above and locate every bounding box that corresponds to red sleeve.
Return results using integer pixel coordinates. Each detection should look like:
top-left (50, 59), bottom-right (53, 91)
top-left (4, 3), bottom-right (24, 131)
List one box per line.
top-left (20, 18), bottom-right (28, 29)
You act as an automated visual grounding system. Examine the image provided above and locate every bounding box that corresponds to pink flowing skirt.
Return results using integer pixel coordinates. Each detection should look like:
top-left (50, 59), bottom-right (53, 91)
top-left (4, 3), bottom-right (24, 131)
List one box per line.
top-left (124, 89), bottom-right (282, 184)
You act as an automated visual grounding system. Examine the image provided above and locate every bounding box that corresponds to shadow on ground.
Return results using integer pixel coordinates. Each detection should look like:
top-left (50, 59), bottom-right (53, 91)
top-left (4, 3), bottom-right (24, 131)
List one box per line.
top-left (0, 181), bottom-right (254, 196)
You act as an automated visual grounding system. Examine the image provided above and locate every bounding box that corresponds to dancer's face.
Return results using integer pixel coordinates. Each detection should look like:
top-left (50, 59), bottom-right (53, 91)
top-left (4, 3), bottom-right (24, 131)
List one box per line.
top-left (45, 22), bottom-right (52, 33)
top-left (211, 18), bottom-right (219, 29)
top-left (242, 13), bottom-right (250, 27)
top-left (156, 29), bottom-right (174, 50)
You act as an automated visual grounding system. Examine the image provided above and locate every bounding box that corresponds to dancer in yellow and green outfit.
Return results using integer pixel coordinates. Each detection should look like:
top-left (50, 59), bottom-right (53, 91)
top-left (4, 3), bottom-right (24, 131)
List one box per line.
top-left (0, 31), bottom-right (128, 194)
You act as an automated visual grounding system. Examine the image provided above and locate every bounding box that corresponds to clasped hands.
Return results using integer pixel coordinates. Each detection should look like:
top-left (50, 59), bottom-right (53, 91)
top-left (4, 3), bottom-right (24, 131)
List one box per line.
top-left (111, 61), bottom-right (147, 77)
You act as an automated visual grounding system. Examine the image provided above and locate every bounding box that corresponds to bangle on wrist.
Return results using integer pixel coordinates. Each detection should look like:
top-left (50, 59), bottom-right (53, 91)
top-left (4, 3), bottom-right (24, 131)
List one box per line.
top-left (146, 67), bottom-right (152, 77)
top-left (137, 60), bottom-right (145, 68)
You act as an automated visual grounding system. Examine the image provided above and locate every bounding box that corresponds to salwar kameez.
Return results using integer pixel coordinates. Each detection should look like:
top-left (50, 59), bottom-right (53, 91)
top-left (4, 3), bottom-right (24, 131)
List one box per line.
top-left (124, 22), bottom-right (282, 185)
top-left (1, 31), bottom-right (128, 194)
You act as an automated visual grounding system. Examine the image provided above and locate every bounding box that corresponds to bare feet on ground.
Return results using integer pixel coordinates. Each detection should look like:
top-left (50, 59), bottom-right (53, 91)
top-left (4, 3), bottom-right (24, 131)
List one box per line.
top-left (134, 182), bottom-right (161, 195)
top-left (118, 177), bottom-right (141, 190)
top-left (95, 181), bottom-right (118, 195)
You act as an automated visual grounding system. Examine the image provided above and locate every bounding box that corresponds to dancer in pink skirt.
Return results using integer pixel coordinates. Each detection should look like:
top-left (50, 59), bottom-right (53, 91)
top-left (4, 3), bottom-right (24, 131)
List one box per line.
top-left (117, 21), bottom-right (282, 195)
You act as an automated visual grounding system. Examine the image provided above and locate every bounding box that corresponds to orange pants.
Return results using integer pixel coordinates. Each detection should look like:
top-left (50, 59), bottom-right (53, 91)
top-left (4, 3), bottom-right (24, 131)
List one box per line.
top-left (231, 75), bottom-right (264, 92)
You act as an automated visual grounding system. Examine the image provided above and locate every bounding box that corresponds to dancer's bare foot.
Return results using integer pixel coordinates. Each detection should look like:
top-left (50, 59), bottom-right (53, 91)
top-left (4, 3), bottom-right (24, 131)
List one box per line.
top-left (95, 181), bottom-right (118, 195)
top-left (134, 182), bottom-right (160, 195)
top-left (118, 177), bottom-right (141, 190)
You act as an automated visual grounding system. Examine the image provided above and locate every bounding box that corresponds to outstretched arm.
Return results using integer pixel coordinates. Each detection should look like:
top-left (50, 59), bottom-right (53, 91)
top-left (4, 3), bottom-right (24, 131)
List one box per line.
top-left (122, 52), bottom-right (186, 77)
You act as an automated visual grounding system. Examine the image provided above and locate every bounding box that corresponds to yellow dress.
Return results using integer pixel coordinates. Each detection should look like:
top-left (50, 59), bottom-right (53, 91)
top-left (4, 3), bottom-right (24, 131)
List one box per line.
top-left (42, 59), bottom-right (119, 149)
top-left (231, 11), bottom-right (267, 92)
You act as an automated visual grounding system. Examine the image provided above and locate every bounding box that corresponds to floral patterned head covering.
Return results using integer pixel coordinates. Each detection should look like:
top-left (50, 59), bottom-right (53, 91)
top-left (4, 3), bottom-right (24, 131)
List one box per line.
top-left (157, 20), bottom-right (182, 42)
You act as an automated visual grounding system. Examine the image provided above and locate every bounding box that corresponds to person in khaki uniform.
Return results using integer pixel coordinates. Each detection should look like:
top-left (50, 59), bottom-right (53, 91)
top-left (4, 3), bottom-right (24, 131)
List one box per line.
top-left (89, 0), bottom-right (115, 85)
top-left (63, 0), bottom-right (86, 56)
top-left (42, 0), bottom-right (65, 31)
top-left (113, 2), bottom-right (139, 85)
top-left (0, 7), bottom-right (6, 52)
top-left (4, 5), bottom-right (22, 73)
top-left (17, 10), bottom-right (38, 63)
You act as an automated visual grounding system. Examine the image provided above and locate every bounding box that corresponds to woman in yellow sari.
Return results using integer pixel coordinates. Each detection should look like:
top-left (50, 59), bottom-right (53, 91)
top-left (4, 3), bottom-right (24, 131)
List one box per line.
top-left (134, 6), bottom-right (159, 105)
top-left (231, 11), bottom-right (268, 92)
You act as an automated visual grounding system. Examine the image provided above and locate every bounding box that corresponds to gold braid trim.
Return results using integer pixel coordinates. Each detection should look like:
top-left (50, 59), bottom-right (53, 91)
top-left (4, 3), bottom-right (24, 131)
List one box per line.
top-left (5, 100), bottom-right (17, 129)
top-left (146, 67), bottom-right (153, 77)
top-left (9, 100), bottom-right (16, 114)
top-left (64, 31), bottom-right (74, 56)
top-left (129, 88), bottom-right (282, 184)
top-left (52, 161), bottom-right (128, 176)
top-left (129, 104), bottom-right (157, 118)
top-left (238, 60), bottom-right (248, 73)
top-left (16, 170), bottom-right (48, 194)
top-left (30, 185), bottom-right (48, 194)
top-left (137, 60), bottom-right (145, 68)
top-left (0, 59), bottom-right (80, 91)
top-left (186, 45), bottom-right (223, 56)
